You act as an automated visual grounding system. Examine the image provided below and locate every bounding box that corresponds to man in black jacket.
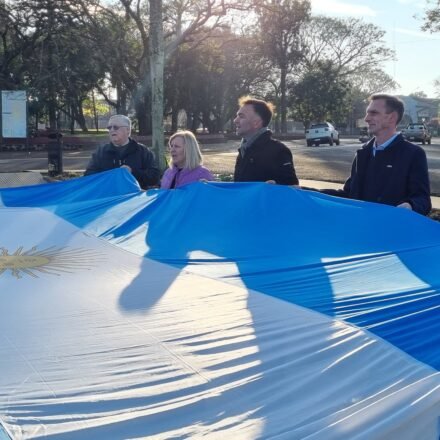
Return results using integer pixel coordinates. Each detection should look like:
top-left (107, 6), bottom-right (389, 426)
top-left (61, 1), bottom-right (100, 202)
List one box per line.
top-left (233, 97), bottom-right (298, 185)
top-left (84, 115), bottom-right (160, 189)
top-left (319, 94), bottom-right (431, 215)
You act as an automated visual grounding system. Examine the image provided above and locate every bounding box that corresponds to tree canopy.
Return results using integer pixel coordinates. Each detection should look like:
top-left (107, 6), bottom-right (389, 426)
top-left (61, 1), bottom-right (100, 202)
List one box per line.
top-left (422, 0), bottom-right (440, 32)
top-left (0, 0), bottom-right (398, 143)
top-left (289, 61), bottom-right (351, 127)
top-left (256, 0), bottom-right (311, 133)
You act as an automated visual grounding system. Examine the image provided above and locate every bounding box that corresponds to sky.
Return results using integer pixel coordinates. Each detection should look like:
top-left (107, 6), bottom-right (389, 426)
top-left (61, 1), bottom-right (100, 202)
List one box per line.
top-left (311, 0), bottom-right (440, 98)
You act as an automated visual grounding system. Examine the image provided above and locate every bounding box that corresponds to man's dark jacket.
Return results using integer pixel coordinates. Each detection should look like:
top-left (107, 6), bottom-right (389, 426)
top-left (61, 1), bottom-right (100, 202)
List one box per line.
top-left (234, 131), bottom-right (299, 185)
top-left (84, 138), bottom-right (160, 189)
top-left (323, 134), bottom-right (431, 215)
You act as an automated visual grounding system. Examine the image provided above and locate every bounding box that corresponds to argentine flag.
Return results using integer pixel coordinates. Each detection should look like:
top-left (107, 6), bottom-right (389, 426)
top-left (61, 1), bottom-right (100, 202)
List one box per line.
top-left (0, 169), bottom-right (439, 439)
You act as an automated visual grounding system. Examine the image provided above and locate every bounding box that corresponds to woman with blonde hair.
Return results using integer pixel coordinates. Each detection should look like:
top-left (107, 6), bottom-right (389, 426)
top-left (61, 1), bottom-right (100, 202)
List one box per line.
top-left (160, 131), bottom-right (214, 189)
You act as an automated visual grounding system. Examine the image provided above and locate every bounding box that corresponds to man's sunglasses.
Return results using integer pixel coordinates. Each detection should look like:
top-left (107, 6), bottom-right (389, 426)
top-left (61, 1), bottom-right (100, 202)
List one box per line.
top-left (107, 125), bottom-right (128, 131)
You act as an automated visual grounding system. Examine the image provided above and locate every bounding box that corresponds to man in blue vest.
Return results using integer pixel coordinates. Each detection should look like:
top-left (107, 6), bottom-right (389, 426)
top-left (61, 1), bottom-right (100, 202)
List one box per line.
top-left (322, 94), bottom-right (431, 215)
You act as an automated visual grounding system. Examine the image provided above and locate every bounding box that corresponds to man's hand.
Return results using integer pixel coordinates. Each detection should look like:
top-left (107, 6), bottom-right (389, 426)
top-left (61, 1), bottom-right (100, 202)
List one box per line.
top-left (397, 202), bottom-right (412, 210)
top-left (120, 164), bottom-right (132, 173)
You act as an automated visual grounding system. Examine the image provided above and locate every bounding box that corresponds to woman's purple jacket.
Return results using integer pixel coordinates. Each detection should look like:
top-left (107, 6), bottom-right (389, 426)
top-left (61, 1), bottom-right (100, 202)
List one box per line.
top-left (160, 165), bottom-right (214, 189)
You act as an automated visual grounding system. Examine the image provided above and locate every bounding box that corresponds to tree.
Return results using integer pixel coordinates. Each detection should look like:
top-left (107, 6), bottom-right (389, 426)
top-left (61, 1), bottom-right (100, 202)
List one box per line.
top-left (435, 78), bottom-right (440, 97)
top-left (82, 91), bottom-right (110, 131)
top-left (165, 36), bottom-right (227, 133)
top-left (149, 0), bottom-right (166, 170)
top-left (0, 1), bottom-right (29, 89)
top-left (349, 68), bottom-right (398, 98)
top-left (289, 61), bottom-right (350, 127)
top-left (422, 0), bottom-right (440, 32)
top-left (299, 16), bottom-right (394, 78)
top-left (164, 29), bottom-right (272, 133)
top-left (288, 15), bottom-right (396, 131)
top-left (81, 7), bottom-right (142, 117)
top-left (90, 0), bottom-right (250, 168)
top-left (256, 0), bottom-right (311, 133)
top-left (410, 91), bottom-right (428, 99)
top-left (345, 69), bottom-right (398, 133)
top-left (2, 0), bottom-right (107, 130)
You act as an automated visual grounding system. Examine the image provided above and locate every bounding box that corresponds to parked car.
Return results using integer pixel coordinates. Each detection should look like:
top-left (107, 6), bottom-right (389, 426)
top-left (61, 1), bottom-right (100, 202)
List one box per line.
top-left (401, 123), bottom-right (431, 145)
top-left (305, 122), bottom-right (340, 146)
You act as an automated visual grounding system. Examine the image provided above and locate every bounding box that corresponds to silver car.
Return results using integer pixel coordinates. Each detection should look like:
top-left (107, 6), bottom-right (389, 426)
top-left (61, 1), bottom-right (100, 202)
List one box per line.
top-left (305, 122), bottom-right (340, 146)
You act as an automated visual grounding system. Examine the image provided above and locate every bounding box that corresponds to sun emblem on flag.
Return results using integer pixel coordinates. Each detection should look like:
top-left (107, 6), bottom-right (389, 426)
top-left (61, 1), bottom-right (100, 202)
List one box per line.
top-left (0, 246), bottom-right (103, 279)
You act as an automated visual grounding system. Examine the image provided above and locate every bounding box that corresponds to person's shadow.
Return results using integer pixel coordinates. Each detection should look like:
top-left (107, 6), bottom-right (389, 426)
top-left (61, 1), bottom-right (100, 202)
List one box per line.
top-left (106, 181), bottom-right (440, 438)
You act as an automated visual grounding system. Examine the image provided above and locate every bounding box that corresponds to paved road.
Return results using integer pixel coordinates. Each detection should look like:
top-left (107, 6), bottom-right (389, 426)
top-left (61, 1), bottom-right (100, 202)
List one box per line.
top-left (202, 138), bottom-right (440, 195)
top-left (1, 137), bottom-right (440, 194)
top-left (287, 139), bottom-right (440, 190)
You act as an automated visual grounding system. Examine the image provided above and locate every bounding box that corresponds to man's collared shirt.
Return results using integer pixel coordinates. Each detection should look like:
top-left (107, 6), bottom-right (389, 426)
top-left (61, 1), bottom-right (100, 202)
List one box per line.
top-left (239, 127), bottom-right (270, 157)
top-left (373, 133), bottom-right (399, 156)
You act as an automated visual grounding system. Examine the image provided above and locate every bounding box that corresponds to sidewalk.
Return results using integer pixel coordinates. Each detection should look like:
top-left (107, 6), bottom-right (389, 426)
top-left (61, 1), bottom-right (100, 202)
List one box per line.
top-left (301, 179), bottom-right (440, 210)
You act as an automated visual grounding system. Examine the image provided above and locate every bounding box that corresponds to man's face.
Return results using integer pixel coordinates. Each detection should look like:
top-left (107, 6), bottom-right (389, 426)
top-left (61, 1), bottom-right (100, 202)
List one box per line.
top-left (107, 117), bottom-right (130, 146)
top-left (233, 104), bottom-right (262, 138)
top-left (364, 99), bottom-right (396, 137)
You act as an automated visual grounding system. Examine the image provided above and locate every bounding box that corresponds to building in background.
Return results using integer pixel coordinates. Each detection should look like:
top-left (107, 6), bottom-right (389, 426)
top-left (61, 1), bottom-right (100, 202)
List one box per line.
top-left (398, 95), bottom-right (440, 128)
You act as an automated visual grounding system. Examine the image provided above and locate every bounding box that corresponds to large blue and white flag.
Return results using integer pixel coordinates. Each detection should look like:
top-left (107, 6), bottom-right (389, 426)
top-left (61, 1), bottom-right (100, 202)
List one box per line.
top-left (1, 169), bottom-right (439, 439)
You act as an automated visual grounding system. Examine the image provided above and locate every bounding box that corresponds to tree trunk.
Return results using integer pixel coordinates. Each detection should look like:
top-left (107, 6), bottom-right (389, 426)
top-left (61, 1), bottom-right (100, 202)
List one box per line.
top-left (280, 65), bottom-right (287, 134)
top-left (149, 0), bottom-right (167, 172)
top-left (171, 108), bottom-right (178, 132)
top-left (190, 113), bottom-right (199, 132)
top-left (116, 84), bottom-right (128, 114)
top-left (69, 105), bottom-right (75, 134)
top-left (91, 90), bottom-right (99, 132)
top-left (48, 100), bottom-right (57, 129)
top-left (76, 104), bottom-right (88, 132)
top-left (135, 92), bottom-right (151, 135)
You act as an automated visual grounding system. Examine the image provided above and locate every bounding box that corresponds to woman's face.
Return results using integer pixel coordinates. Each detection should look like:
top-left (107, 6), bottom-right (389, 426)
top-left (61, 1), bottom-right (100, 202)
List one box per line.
top-left (169, 136), bottom-right (186, 168)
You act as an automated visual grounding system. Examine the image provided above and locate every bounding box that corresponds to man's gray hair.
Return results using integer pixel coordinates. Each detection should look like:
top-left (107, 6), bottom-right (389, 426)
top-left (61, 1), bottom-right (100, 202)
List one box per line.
top-left (109, 114), bottom-right (132, 134)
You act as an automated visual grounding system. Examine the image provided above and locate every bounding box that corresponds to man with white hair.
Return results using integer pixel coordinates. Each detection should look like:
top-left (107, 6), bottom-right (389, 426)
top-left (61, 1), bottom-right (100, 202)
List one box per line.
top-left (84, 114), bottom-right (160, 189)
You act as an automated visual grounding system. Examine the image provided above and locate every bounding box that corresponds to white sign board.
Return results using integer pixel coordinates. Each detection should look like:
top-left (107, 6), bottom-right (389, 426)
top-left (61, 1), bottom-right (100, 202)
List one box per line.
top-left (1, 90), bottom-right (27, 138)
